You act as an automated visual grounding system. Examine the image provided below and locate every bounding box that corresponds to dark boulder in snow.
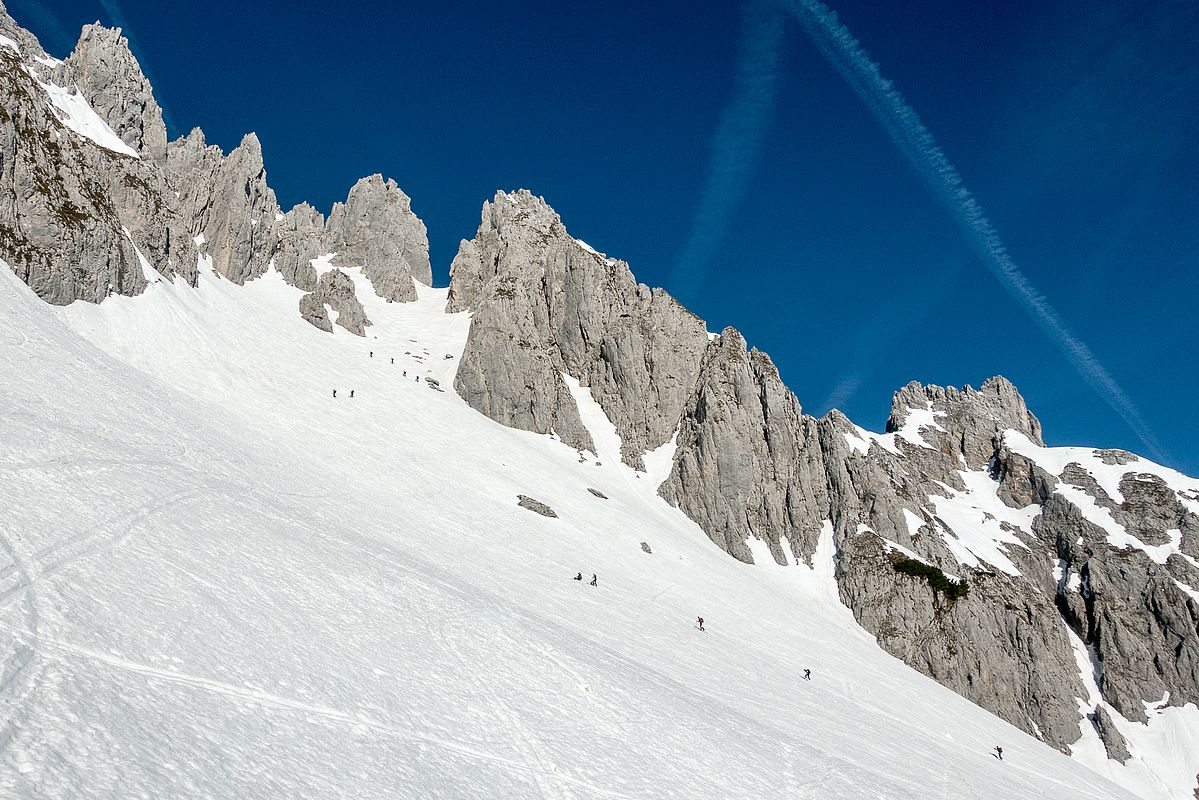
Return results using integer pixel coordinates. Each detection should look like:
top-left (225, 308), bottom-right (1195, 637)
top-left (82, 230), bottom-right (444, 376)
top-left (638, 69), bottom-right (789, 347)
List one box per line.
top-left (517, 495), bottom-right (557, 518)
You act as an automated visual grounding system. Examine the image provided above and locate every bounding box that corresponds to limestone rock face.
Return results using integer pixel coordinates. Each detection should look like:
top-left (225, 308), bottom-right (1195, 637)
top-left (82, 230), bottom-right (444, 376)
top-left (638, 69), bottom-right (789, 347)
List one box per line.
top-left (298, 269), bottom-right (371, 336)
top-left (1090, 706), bottom-right (1131, 763)
top-left (0, 8), bottom-right (427, 321)
top-left (0, 40), bottom-right (143, 304)
top-left (56, 24), bottom-right (167, 162)
top-left (660, 328), bottom-right (827, 565)
top-left (273, 203), bottom-right (325, 291)
top-left (836, 531), bottom-right (1087, 749)
top-left (327, 174), bottom-right (431, 301)
top-left (449, 190), bottom-right (709, 467)
top-left (886, 376), bottom-right (1044, 470)
top-left (169, 131), bottom-right (279, 284)
top-left (442, 186), bottom-right (1199, 758)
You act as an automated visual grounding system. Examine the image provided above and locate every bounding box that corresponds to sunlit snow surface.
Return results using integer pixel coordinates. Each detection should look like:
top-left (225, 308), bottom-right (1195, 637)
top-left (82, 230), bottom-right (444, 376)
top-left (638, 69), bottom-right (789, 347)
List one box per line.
top-left (0, 263), bottom-right (1145, 799)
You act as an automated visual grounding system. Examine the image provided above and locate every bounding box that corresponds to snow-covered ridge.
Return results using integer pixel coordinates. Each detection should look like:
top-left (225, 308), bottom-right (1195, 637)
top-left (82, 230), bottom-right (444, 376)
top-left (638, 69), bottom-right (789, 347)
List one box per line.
top-left (1005, 429), bottom-right (1199, 567)
top-left (0, 262), bottom-right (1134, 799)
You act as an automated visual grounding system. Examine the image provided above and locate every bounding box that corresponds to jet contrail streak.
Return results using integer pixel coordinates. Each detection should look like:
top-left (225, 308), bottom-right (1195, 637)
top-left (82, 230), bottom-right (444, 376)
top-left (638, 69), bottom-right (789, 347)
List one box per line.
top-left (783, 0), bottom-right (1166, 460)
top-left (669, 0), bottom-right (786, 302)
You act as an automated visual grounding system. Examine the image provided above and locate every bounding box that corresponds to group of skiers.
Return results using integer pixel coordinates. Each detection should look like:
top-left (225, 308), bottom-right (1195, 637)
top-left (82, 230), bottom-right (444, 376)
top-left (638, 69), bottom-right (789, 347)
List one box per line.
top-left (332, 347), bottom-right (437, 397)
top-left (573, 572), bottom-right (598, 587)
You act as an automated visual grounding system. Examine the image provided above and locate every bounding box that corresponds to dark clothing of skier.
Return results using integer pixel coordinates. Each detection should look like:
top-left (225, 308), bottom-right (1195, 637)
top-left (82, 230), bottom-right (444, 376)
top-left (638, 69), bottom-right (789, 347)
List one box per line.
top-left (574, 573), bottom-right (583, 581)
top-left (370, 351), bottom-right (373, 358)
top-left (589, 574), bottom-right (597, 587)
top-left (803, 669), bottom-right (811, 681)
top-left (995, 746), bottom-right (1003, 761)
top-left (333, 389), bottom-right (337, 398)
top-left (697, 616), bottom-right (704, 631)
top-left (350, 390), bottom-right (355, 398)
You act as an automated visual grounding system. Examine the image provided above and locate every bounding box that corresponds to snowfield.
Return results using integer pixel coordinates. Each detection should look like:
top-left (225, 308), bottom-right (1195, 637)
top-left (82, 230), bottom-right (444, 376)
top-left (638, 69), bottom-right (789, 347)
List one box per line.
top-left (0, 262), bottom-right (1140, 799)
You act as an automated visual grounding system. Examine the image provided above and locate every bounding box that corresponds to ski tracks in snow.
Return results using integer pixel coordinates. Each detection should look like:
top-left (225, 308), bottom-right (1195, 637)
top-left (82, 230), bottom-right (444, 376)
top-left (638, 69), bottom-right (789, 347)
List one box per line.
top-left (430, 612), bottom-right (583, 800)
top-left (0, 486), bottom-right (210, 612)
top-left (1, 625), bottom-right (634, 800)
top-left (0, 482), bottom-right (216, 781)
top-left (0, 525), bottom-right (44, 762)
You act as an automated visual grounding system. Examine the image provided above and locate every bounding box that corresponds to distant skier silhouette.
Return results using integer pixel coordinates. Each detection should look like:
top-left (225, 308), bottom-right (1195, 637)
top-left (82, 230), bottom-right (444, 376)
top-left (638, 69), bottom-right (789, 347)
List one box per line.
top-left (350, 390), bottom-right (355, 398)
top-left (994, 746), bottom-right (1003, 761)
top-left (697, 616), bottom-right (705, 631)
top-left (803, 669), bottom-right (811, 681)
top-left (403, 370), bottom-right (407, 376)
top-left (370, 351), bottom-right (373, 358)
top-left (333, 389), bottom-right (337, 398)
top-left (390, 358), bottom-right (394, 365)
top-left (574, 573), bottom-right (583, 581)
top-left (589, 574), bottom-right (597, 587)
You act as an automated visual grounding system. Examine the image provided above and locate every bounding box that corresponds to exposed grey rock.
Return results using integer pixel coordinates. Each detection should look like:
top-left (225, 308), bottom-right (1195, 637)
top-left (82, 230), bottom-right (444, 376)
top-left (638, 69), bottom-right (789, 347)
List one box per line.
top-left (588, 487), bottom-right (608, 499)
top-left (1090, 706), bottom-right (1131, 763)
top-left (1077, 550), bottom-right (1199, 720)
top-left (887, 376), bottom-right (1044, 470)
top-left (273, 203), bottom-right (325, 291)
top-left (56, 23), bottom-right (167, 162)
top-left (1113, 473), bottom-right (1195, 547)
top-left (168, 130), bottom-right (279, 284)
top-left (660, 327), bottom-right (827, 565)
top-left (837, 531), bottom-right (1086, 748)
top-left (298, 269), bottom-right (371, 336)
top-left (0, 41), bottom-right (144, 304)
top-left (449, 190), bottom-right (709, 468)
top-left (0, 3), bottom-right (48, 59)
top-left (517, 495), bottom-right (557, 518)
top-left (0, 9), bottom-right (430, 329)
top-left (327, 174), bottom-right (430, 302)
top-left (1096, 449), bottom-right (1139, 466)
top-left (993, 445), bottom-right (1057, 509)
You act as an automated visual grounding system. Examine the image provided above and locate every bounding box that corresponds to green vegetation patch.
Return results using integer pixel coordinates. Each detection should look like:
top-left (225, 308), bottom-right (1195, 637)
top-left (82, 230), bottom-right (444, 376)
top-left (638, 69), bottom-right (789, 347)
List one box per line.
top-left (892, 558), bottom-right (969, 601)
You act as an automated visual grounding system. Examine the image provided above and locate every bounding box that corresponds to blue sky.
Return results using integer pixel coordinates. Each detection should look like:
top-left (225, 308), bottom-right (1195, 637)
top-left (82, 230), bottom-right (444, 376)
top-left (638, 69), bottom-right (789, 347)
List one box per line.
top-left (16, 0), bottom-right (1199, 474)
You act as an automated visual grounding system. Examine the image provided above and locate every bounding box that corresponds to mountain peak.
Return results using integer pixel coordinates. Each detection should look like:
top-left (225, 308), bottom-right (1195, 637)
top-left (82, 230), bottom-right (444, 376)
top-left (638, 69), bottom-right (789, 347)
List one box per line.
top-left (60, 21), bottom-right (166, 162)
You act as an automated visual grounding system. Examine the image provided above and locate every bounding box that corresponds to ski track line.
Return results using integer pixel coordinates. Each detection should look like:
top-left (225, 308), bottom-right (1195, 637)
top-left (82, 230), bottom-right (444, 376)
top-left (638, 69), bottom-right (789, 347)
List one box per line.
top-left (12, 629), bottom-right (632, 799)
top-left (0, 526), bottom-right (46, 759)
top-left (0, 486), bottom-right (210, 610)
top-left (0, 455), bottom-right (172, 476)
top-left (429, 614), bottom-right (563, 800)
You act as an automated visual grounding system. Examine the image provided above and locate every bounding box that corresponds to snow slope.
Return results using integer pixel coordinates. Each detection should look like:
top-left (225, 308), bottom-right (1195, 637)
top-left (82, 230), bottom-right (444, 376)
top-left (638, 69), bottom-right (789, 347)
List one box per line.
top-left (0, 263), bottom-right (1136, 799)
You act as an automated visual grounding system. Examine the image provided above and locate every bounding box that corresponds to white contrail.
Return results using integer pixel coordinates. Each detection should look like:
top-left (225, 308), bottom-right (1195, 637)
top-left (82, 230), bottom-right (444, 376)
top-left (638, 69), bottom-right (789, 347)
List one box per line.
top-left (669, 0), bottom-right (786, 301)
top-left (782, 0), bottom-right (1166, 460)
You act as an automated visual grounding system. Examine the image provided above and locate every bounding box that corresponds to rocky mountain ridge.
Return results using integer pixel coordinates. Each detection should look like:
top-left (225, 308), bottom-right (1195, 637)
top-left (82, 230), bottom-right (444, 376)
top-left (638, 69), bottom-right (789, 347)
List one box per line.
top-left (447, 189), bottom-right (1199, 788)
top-left (3, 5), bottom-right (1198, 795)
top-left (0, 3), bottom-right (428, 331)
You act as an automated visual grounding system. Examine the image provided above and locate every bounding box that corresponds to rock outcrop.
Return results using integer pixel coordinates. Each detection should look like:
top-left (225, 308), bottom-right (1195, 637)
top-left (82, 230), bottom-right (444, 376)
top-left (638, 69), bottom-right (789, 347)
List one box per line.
top-left (448, 190), bottom-right (709, 467)
top-left (0, 7), bottom-right (427, 326)
top-left (0, 36), bottom-right (145, 304)
top-left (298, 269), bottom-right (371, 336)
top-left (327, 174), bottom-right (431, 301)
top-left (55, 23), bottom-right (167, 162)
top-left (517, 495), bottom-right (558, 518)
top-left (660, 328), bottom-right (827, 565)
